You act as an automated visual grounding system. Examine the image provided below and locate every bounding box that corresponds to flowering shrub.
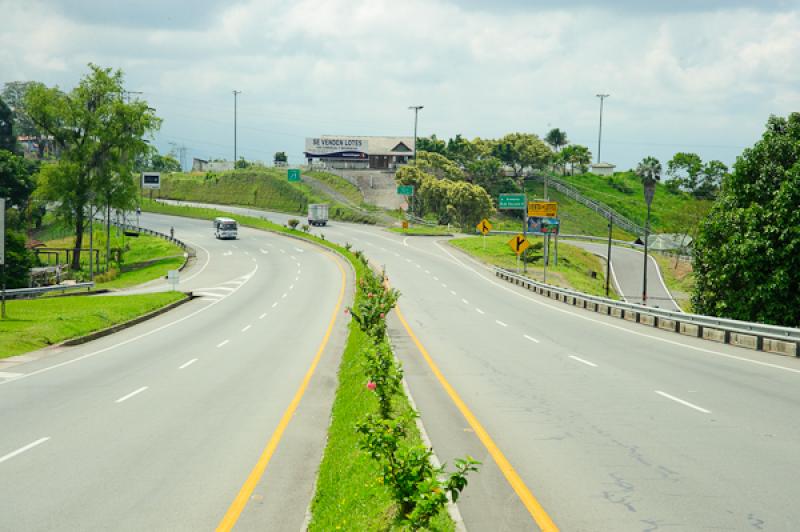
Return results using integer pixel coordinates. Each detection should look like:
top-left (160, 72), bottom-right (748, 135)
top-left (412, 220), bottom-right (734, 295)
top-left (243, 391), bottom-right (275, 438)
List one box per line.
top-left (347, 268), bottom-right (399, 341)
top-left (362, 342), bottom-right (403, 419)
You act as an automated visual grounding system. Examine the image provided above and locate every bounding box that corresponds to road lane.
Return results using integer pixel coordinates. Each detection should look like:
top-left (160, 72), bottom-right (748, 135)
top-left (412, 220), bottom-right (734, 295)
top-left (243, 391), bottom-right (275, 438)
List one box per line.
top-left (150, 200), bottom-right (800, 530)
top-left (0, 213), bottom-right (351, 530)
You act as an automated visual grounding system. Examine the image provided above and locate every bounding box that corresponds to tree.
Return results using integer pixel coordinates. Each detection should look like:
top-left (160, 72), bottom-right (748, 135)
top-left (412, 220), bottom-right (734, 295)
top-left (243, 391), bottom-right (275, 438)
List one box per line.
top-left (447, 180), bottom-right (494, 229)
top-left (445, 134), bottom-right (478, 165)
top-left (0, 97), bottom-right (17, 153)
top-left (492, 133), bottom-right (551, 182)
top-left (636, 156), bottom-right (662, 186)
top-left (0, 150), bottom-right (36, 220)
top-left (235, 157), bottom-right (251, 169)
top-left (692, 113), bottom-right (800, 326)
top-left (694, 160), bottom-right (727, 200)
top-left (1, 81), bottom-right (41, 137)
top-left (134, 145), bottom-right (180, 173)
top-left (3, 230), bottom-right (36, 289)
top-left (560, 144), bottom-right (592, 175)
top-left (465, 156), bottom-right (513, 196)
top-left (27, 64), bottom-right (161, 270)
top-left (415, 134), bottom-right (446, 155)
top-left (667, 152), bottom-right (702, 193)
top-left (415, 151), bottom-right (464, 180)
top-left (544, 128), bottom-right (568, 152)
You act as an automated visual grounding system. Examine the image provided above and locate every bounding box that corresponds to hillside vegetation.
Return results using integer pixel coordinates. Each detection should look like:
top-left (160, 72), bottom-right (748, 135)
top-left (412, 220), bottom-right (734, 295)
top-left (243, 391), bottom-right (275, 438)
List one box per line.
top-left (152, 168), bottom-right (376, 224)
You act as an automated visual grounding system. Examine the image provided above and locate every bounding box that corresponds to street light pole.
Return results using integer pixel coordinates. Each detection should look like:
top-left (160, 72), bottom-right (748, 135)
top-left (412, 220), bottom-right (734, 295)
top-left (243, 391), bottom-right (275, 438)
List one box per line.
top-left (233, 90), bottom-right (241, 165)
top-left (596, 94), bottom-right (609, 164)
top-left (642, 180), bottom-right (656, 305)
top-left (606, 213), bottom-right (613, 298)
top-left (409, 105), bottom-right (423, 164)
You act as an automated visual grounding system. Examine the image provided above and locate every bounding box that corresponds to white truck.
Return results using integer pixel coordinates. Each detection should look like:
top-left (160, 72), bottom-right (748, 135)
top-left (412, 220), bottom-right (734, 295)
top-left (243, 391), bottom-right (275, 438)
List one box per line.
top-left (308, 204), bottom-right (329, 227)
top-left (213, 217), bottom-right (238, 239)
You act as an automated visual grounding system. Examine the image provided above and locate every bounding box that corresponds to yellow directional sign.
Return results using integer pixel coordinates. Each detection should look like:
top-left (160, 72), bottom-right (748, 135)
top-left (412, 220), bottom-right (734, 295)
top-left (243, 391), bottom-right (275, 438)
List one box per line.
top-left (476, 218), bottom-right (492, 235)
top-left (507, 234), bottom-right (530, 255)
top-left (528, 201), bottom-right (558, 218)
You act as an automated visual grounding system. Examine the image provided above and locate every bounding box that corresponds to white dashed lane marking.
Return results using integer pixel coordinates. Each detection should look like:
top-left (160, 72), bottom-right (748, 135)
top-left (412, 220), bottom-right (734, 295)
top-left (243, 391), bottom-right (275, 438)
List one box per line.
top-left (0, 437), bottom-right (50, 465)
top-left (496, 320), bottom-right (508, 327)
top-left (568, 355), bottom-right (597, 367)
top-left (524, 334), bottom-right (540, 343)
top-left (217, 340), bottom-right (229, 348)
top-left (179, 358), bottom-right (198, 369)
top-left (115, 386), bottom-right (148, 404)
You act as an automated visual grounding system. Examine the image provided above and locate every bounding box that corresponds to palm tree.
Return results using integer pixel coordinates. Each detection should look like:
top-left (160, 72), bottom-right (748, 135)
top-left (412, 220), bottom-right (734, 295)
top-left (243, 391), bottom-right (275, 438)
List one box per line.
top-left (545, 128), bottom-right (568, 152)
top-left (569, 145), bottom-right (592, 175)
top-left (635, 155), bottom-right (661, 305)
top-left (636, 155), bottom-right (662, 186)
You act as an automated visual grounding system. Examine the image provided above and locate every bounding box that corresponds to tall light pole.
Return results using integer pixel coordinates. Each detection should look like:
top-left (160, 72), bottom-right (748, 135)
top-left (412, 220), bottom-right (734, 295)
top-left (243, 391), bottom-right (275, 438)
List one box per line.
top-left (596, 94), bottom-right (609, 164)
top-left (642, 178), bottom-right (656, 305)
top-left (233, 90), bottom-right (241, 165)
top-left (409, 105), bottom-right (423, 163)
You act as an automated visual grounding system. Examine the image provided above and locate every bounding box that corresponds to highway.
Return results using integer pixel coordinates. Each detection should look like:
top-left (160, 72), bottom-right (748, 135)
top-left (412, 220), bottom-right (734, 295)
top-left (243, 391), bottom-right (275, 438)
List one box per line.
top-left (0, 212), bottom-right (351, 530)
top-left (171, 202), bottom-right (800, 531)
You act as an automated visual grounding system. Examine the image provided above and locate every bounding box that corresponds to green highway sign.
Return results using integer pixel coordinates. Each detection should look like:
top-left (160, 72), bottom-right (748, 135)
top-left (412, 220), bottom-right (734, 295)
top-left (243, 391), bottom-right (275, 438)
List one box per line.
top-left (498, 193), bottom-right (526, 209)
top-left (288, 169), bottom-right (301, 182)
top-left (397, 185), bottom-right (414, 196)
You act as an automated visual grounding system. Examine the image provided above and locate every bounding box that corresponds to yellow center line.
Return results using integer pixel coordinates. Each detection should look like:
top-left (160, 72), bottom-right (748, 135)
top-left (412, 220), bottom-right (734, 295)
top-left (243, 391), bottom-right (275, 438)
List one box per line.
top-left (395, 305), bottom-right (559, 532)
top-left (216, 252), bottom-right (347, 532)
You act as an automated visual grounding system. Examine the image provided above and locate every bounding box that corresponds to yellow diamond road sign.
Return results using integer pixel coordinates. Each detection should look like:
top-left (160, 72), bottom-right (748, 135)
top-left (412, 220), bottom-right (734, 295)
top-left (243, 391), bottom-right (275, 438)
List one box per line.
top-left (507, 234), bottom-right (530, 255)
top-left (477, 218), bottom-right (492, 235)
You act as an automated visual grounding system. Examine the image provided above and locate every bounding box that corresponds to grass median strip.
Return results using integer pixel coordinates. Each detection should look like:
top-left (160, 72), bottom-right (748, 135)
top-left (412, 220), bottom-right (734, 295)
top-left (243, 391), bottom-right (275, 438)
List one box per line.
top-left (0, 292), bottom-right (185, 359)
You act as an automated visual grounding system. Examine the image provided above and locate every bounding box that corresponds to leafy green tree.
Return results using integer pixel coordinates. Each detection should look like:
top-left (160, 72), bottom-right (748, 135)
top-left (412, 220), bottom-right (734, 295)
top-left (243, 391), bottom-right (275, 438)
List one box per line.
top-left (492, 132), bottom-right (551, 182)
top-left (694, 159), bottom-right (727, 200)
top-left (544, 128), bottom-right (568, 152)
top-left (0, 97), bottom-right (17, 153)
top-left (0, 150), bottom-right (37, 223)
top-left (667, 152), bottom-right (702, 192)
top-left (3, 230), bottom-right (36, 289)
top-left (465, 156), bottom-right (513, 196)
top-left (447, 180), bottom-right (494, 229)
top-left (560, 144), bottom-right (592, 175)
top-left (693, 113), bottom-right (800, 325)
top-left (415, 151), bottom-right (464, 180)
top-left (134, 145), bottom-right (180, 173)
top-left (1, 81), bottom-right (41, 137)
top-left (415, 134), bottom-right (446, 155)
top-left (26, 64), bottom-right (161, 270)
top-left (445, 134), bottom-right (477, 165)
top-left (235, 157), bottom-right (251, 169)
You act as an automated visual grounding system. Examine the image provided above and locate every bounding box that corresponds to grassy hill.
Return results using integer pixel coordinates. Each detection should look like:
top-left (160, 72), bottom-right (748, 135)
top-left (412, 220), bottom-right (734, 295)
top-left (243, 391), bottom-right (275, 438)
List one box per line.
top-left (151, 168), bottom-right (376, 224)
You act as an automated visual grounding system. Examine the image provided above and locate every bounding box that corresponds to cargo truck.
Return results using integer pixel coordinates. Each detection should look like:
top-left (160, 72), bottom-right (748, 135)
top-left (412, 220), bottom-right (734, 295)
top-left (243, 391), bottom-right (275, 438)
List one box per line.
top-left (308, 203), bottom-right (329, 226)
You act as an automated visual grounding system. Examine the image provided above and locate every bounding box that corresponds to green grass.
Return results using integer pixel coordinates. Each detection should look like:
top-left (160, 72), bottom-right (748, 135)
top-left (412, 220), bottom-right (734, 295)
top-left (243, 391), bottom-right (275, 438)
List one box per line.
top-left (306, 170), bottom-right (365, 205)
top-left (388, 226), bottom-right (454, 236)
top-left (552, 171), bottom-right (712, 233)
top-left (139, 198), bottom-right (453, 529)
top-left (40, 225), bottom-right (185, 289)
top-left (450, 235), bottom-right (618, 298)
top-left (151, 168), bottom-right (377, 224)
top-left (0, 292), bottom-right (185, 359)
top-left (653, 254), bottom-right (695, 312)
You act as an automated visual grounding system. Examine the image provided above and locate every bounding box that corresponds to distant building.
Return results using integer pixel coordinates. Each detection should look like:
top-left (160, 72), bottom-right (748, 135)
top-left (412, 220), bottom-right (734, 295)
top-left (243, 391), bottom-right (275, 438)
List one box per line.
top-left (590, 162), bottom-right (616, 176)
top-left (304, 135), bottom-right (415, 170)
top-left (192, 158), bottom-right (234, 172)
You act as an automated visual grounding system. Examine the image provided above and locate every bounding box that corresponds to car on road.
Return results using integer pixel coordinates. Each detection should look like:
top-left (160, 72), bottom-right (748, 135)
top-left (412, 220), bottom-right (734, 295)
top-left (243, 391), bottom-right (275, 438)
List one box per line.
top-left (213, 217), bottom-right (238, 239)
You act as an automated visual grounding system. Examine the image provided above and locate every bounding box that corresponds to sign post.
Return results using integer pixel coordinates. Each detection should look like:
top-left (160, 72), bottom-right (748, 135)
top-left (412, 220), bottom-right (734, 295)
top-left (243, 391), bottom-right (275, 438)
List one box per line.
top-left (287, 168), bottom-right (301, 182)
top-left (476, 218), bottom-right (491, 249)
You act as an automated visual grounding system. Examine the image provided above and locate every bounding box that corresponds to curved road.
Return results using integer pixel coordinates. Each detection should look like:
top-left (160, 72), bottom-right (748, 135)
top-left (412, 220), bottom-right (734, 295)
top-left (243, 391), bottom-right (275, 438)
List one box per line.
top-left (0, 212), bottom-right (351, 530)
top-left (171, 201), bottom-right (800, 531)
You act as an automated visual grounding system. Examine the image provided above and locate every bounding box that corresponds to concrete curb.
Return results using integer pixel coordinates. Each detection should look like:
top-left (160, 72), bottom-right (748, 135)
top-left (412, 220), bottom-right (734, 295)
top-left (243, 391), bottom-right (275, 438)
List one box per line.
top-left (62, 293), bottom-right (194, 347)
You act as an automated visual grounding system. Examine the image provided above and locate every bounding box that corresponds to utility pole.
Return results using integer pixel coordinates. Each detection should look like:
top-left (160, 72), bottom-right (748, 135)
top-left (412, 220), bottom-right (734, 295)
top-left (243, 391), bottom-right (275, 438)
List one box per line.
top-left (605, 213), bottom-right (613, 298)
top-left (596, 94), bottom-right (609, 164)
top-left (408, 105), bottom-right (423, 164)
top-left (233, 90), bottom-right (241, 166)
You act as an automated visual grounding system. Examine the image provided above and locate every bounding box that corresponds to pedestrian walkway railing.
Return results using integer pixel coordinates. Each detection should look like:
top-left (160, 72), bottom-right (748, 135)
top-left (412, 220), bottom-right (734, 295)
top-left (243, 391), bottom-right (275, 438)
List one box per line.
top-left (493, 266), bottom-right (799, 357)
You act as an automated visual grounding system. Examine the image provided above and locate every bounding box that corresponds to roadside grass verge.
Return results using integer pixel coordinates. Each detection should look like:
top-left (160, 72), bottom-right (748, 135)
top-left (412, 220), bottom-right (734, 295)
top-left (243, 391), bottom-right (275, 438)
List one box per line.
top-left (388, 226), bottom-right (454, 236)
top-left (450, 234), bottom-right (618, 299)
top-left (141, 198), bottom-right (456, 529)
top-left (40, 225), bottom-right (185, 289)
top-left (0, 292), bottom-right (185, 359)
top-left (653, 254), bottom-right (695, 312)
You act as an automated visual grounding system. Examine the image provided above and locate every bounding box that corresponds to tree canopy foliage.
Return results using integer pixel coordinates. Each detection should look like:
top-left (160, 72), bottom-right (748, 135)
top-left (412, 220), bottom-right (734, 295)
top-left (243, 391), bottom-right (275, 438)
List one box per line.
top-left (692, 113), bottom-right (800, 326)
top-left (666, 152), bottom-right (727, 199)
top-left (27, 64), bottom-right (161, 269)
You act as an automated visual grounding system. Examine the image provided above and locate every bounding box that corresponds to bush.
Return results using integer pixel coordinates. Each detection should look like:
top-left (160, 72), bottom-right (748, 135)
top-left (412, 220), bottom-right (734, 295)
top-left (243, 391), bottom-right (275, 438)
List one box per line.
top-left (287, 218), bottom-right (300, 230)
top-left (3, 230), bottom-right (36, 288)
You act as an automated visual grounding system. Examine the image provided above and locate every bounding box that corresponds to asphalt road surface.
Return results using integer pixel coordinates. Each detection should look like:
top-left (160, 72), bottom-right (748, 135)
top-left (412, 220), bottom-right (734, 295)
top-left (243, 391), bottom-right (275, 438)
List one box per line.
top-left (0, 212), bottom-right (351, 531)
top-left (167, 201), bottom-right (800, 532)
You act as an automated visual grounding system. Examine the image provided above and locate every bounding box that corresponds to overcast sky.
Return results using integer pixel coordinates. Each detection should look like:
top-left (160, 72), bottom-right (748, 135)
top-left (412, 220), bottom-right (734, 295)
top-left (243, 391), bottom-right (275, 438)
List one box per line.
top-left (1, 0), bottom-right (798, 170)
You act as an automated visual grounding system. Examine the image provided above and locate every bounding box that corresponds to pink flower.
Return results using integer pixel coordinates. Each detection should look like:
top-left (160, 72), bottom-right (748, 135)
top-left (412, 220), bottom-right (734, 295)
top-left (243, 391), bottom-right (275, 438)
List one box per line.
top-left (344, 308), bottom-right (350, 314)
top-left (368, 293), bottom-right (374, 298)
top-left (380, 313), bottom-right (385, 319)
top-left (366, 381), bottom-right (376, 391)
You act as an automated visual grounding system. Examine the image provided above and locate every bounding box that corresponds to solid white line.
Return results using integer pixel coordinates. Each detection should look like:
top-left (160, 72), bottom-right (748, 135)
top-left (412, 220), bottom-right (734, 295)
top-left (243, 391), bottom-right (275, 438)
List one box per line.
top-left (242, 325), bottom-right (251, 332)
top-left (179, 358), bottom-right (198, 369)
top-left (569, 355), bottom-right (597, 367)
top-left (524, 334), bottom-right (540, 344)
top-left (116, 386), bottom-right (148, 403)
top-left (476, 308), bottom-right (485, 314)
top-left (0, 437), bottom-right (50, 465)
top-left (496, 320), bottom-right (508, 327)
top-left (259, 313), bottom-right (267, 319)
top-left (272, 302), bottom-right (278, 308)
top-left (462, 298), bottom-right (469, 305)
top-left (0, 264), bottom-right (260, 387)
top-left (217, 340), bottom-right (229, 348)
top-left (433, 240), bottom-right (800, 376)
top-left (655, 390), bottom-right (711, 414)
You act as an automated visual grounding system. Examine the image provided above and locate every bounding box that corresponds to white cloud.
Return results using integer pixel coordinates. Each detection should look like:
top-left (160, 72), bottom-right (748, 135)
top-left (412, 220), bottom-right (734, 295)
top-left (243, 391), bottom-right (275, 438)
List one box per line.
top-left (0, 0), bottom-right (798, 168)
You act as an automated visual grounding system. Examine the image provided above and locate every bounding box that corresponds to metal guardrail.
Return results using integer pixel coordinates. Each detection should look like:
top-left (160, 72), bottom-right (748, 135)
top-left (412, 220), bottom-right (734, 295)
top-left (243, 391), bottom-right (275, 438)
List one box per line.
top-left (493, 266), bottom-right (799, 356)
top-left (407, 214), bottom-right (438, 227)
top-left (112, 222), bottom-right (196, 258)
top-left (533, 175), bottom-right (646, 237)
top-left (4, 282), bottom-right (95, 298)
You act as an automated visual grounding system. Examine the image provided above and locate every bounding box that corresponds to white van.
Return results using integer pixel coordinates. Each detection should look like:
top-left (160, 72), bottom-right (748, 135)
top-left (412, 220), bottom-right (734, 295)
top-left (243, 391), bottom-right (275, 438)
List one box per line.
top-left (213, 217), bottom-right (238, 240)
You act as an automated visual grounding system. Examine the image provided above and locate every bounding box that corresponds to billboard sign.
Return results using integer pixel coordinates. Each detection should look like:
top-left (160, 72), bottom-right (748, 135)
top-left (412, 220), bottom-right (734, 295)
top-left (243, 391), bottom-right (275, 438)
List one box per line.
top-left (528, 216), bottom-right (560, 235)
top-left (142, 172), bottom-right (161, 189)
top-left (304, 137), bottom-right (369, 158)
top-left (528, 201), bottom-right (558, 218)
